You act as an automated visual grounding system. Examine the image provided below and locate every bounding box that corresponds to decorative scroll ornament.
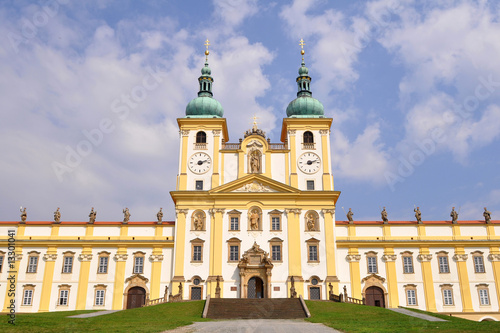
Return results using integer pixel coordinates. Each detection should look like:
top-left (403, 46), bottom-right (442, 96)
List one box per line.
top-left (321, 209), bottom-right (336, 215)
top-left (233, 181), bottom-right (275, 193)
top-left (285, 208), bottom-right (302, 215)
top-left (114, 253), bottom-right (129, 262)
top-left (149, 254), bottom-right (164, 262)
top-left (175, 209), bottom-right (189, 217)
top-left (417, 254), bottom-right (433, 262)
top-left (382, 254), bottom-right (397, 262)
top-left (43, 253), bottom-right (58, 261)
top-left (488, 254), bottom-right (500, 262)
top-left (78, 253), bottom-right (93, 262)
top-left (346, 254), bottom-right (361, 262)
top-left (453, 254), bottom-right (468, 262)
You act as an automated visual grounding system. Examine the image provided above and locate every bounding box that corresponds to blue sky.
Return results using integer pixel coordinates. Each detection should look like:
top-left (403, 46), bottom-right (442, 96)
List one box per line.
top-left (1, 0), bottom-right (499, 222)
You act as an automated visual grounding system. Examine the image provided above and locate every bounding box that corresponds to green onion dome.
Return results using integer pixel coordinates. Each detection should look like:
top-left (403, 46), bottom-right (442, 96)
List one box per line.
top-left (186, 61), bottom-right (224, 118)
top-left (286, 61), bottom-right (324, 118)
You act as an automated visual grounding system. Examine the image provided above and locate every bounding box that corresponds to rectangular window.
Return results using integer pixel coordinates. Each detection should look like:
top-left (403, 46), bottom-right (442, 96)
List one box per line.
top-left (95, 290), bottom-right (105, 306)
top-left (134, 257), bottom-right (144, 274)
top-left (195, 180), bottom-right (203, 190)
top-left (193, 246), bottom-right (202, 261)
top-left (0, 255), bottom-right (3, 273)
top-left (272, 245), bottom-right (281, 261)
top-left (474, 256), bottom-right (485, 273)
top-left (59, 290), bottom-right (69, 306)
top-left (229, 246), bottom-right (239, 261)
top-left (23, 290), bottom-right (33, 306)
top-left (438, 256), bottom-right (450, 273)
top-left (407, 290), bottom-right (417, 305)
top-left (271, 217), bottom-right (280, 231)
top-left (403, 256), bottom-right (414, 274)
top-left (443, 289), bottom-right (453, 305)
top-left (230, 217), bottom-right (239, 231)
top-left (62, 256), bottom-right (73, 273)
top-left (27, 256), bottom-right (38, 273)
top-left (98, 257), bottom-right (108, 274)
top-left (479, 289), bottom-right (490, 305)
top-left (306, 180), bottom-right (315, 190)
top-left (309, 245), bottom-right (318, 262)
top-left (367, 257), bottom-right (378, 273)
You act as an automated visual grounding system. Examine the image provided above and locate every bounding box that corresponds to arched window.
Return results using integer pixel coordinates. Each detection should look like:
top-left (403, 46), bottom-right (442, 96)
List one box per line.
top-left (303, 131), bottom-right (314, 143)
top-left (196, 131), bottom-right (207, 143)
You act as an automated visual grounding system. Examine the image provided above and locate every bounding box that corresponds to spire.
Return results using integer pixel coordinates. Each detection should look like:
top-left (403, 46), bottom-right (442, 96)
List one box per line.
top-left (198, 39), bottom-right (213, 97)
top-left (296, 38), bottom-right (312, 98)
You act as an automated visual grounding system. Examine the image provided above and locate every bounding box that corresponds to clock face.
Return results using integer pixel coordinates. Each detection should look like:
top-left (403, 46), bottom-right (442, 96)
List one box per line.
top-left (298, 152), bottom-right (321, 174)
top-left (188, 152), bottom-right (212, 174)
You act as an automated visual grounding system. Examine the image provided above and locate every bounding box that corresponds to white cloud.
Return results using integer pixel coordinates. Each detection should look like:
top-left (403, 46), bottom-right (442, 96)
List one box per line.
top-left (213, 0), bottom-right (259, 27)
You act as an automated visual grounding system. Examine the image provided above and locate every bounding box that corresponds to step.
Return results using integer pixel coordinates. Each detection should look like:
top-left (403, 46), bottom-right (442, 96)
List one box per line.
top-left (206, 298), bottom-right (307, 319)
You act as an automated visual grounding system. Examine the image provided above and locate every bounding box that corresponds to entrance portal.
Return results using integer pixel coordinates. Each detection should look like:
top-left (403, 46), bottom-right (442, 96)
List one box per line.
top-left (365, 286), bottom-right (385, 307)
top-left (127, 286), bottom-right (146, 309)
top-left (248, 277), bottom-right (264, 298)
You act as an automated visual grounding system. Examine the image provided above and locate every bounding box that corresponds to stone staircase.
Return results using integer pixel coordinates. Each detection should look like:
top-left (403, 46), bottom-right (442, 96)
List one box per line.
top-left (205, 297), bottom-right (309, 319)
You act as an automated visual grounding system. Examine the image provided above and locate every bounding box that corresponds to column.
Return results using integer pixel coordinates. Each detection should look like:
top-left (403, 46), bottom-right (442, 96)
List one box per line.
top-left (417, 249), bottom-right (436, 312)
top-left (208, 208), bottom-right (225, 297)
top-left (322, 209), bottom-right (339, 292)
top-left (346, 250), bottom-right (361, 299)
top-left (2, 248), bottom-right (22, 312)
top-left (211, 129), bottom-right (221, 187)
top-left (112, 248), bottom-right (128, 310)
top-left (288, 130), bottom-right (298, 187)
top-left (149, 249), bottom-right (164, 299)
top-left (382, 249), bottom-right (399, 308)
top-left (454, 248), bottom-right (474, 312)
top-left (178, 130), bottom-right (189, 190)
top-left (75, 248), bottom-right (93, 310)
top-left (320, 129), bottom-right (332, 190)
top-left (285, 208), bottom-right (303, 296)
top-left (488, 248), bottom-right (500, 304)
top-left (39, 248), bottom-right (58, 312)
top-left (172, 209), bottom-right (188, 295)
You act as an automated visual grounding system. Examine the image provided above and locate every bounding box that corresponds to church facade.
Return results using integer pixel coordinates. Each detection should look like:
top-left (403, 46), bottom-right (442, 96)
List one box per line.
top-left (1, 45), bottom-right (499, 322)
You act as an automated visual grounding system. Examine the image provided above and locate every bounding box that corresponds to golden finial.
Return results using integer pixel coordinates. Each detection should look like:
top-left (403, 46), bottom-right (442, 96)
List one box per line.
top-left (252, 115), bottom-right (259, 130)
top-left (299, 38), bottom-right (305, 61)
top-left (204, 39), bottom-right (210, 62)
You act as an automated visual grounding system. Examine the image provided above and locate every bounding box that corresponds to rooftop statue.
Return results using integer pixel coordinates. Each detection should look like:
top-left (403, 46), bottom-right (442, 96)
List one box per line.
top-left (381, 207), bottom-right (388, 223)
top-left (414, 206), bottom-right (422, 224)
top-left (347, 208), bottom-right (354, 223)
top-left (450, 207), bottom-right (458, 224)
top-left (20, 207), bottom-right (27, 223)
top-left (54, 207), bottom-right (61, 223)
top-left (123, 208), bottom-right (130, 224)
top-left (157, 208), bottom-right (163, 224)
top-left (89, 207), bottom-right (96, 224)
top-left (484, 207), bottom-right (492, 224)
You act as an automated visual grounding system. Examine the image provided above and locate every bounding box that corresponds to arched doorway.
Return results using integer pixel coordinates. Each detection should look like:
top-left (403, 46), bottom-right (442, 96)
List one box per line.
top-left (365, 286), bottom-right (385, 307)
top-left (127, 286), bottom-right (146, 309)
top-left (248, 277), bottom-right (264, 298)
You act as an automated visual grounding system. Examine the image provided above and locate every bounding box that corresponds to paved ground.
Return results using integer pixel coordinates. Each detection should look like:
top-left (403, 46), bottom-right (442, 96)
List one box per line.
top-left (389, 308), bottom-right (447, 322)
top-left (162, 319), bottom-right (341, 333)
top-left (67, 310), bottom-right (120, 318)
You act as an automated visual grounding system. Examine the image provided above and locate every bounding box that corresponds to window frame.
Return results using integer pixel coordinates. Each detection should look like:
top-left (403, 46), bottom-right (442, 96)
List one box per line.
top-left (366, 251), bottom-right (378, 274)
top-left (132, 252), bottom-right (145, 274)
top-left (401, 251), bottom-right (414, 274)
top-left (437, 252), bottom-right (450, 274)
top-left (404, 284), bottom-right (418, 306)
top-left (268, 210), bottom-right (283, 232)
top-left (477, 284), bottom-right (491, 306)
top-left (472, 252), bottom-right (486, 273)
top-left (306, 238), bottom-right (320, 263)
top-left (26, 251), bottom-right (40, 274)
top-left (62, 251), bottom-right (75, 274)
top-left (227, 210), bottom-right (242, 231)
top-left (57, 285), bottom-right (71, 306)
top-left (440, 285), bottom-right (454, 306)
top-left (190, 238), bottom-right (205, 263)
top-left (0, 251), bottom-right (5, 273)
top-left (22, 284), bottom-right (35, 306)
top-left (227, 238), bottom-right (241, 263)
top-left (306, 180), bottom-right (315, 191)
top-left (94, 284), bottom-right (107, 306)
top-left (195, 180), bottom-right (204, 190)
top-left (195, 131), bottom-right (207, 144)
top-left (303, 131), bottom-right (314, 144)
top-left (97, 251), bottom-right (110, 274)
top-left (269, 237), bottom-right (284, 263)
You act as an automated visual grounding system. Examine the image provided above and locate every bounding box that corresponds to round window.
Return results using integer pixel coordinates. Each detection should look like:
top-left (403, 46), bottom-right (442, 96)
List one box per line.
top-left (311, 278), bottom-right (318, 285)
top-left (193, 278), bottom-right (200, 285)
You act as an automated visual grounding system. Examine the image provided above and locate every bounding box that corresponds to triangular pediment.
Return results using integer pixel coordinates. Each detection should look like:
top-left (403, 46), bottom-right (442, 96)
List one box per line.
top-left (209, 174), bottom-right (299, 194)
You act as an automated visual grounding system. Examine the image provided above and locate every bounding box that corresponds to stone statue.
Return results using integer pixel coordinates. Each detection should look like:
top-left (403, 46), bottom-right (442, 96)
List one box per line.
top-left (89, 207), bottom-right (96, 224)
top-left (347, 208), bottom-right (354, 223)
top-left (194, 213), bottom-right (204, 230)
top-left (306, 213), bottom-right (316, 231)
top-left (250, 151), bottom-right (260, 173)
top-left (414, 206), bottom-right (422, 224)
top-left (343, 285), bottom-right (348, 299)
top-left (164, 285), bottom-right (169, 297)
top-left (157, 208), bottom-right (163, 224)
top-left (178, 283), bottom-right (183, 296)
top-left (328, 283), bottom-right (333, 295)
top-left (20, 207), bottom-right (27, 223)
top-left (54, 207), bottom-right (61, 223)
top-left (381, 207), bottom-right (388, 223)
top-left (249, 209), bottom-right (260, 230)
top-left (290, 276), bottom-right (297, 298)
top-left (450, 207), bottom-right (458, 224)
top-left (484, 207), bottom-right (492, 224)
top-left (215, 275), bottom-right (221, 298)
top-left (123, 208), bottom-right (130, 224)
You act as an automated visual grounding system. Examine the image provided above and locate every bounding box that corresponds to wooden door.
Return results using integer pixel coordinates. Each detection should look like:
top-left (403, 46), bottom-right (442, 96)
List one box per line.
top-left (127, 287), bottom-right (146, 309)
top-left (365, 286), bottom-right (385, 307)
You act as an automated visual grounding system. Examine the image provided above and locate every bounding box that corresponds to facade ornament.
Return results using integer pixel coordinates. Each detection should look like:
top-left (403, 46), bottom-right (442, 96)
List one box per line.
top-left (414, 206), bottom-right (422, 224)
top-left (346, 254), bottom-right (361, 262)
top-left (53, 207), bottom-right (61, 223)
top-left (488, 253), bottom-right (500, 262)
top-left (78, 253), bottom-right (93, 262)
top-left (157, 208), bottom-right (163, 224)
top-left (285, 208), bottom-right (302, 216)
top-left (417, 254), bottom-right (433, 262)
top-left (453, 254), bottom-right (468, 262)
top-left (381, 207), bottom-right (388, 224)
top-left (15, 253), bottom-right (23, 261)
top-left (346, 208), bottom-right (354, 223)
top-left (249, 208), bottom-right (261, 231)
top-left (193, 211), bottom-right (205, 231)
top-left (287, 129), bottom-right (296, 135)
top-left (212, 129), bottom-right (221, 136)
top-left (382, 254), bottom-right (397, 262)
top-left (89, 207), bottom-right (97, 224)
top-left (450, 207), bottom-right (458, 224)
top-left (319, 129), bottom-right (329, 135)
top-left (20, 207), bottom-right (27, 223)
top-left (114, 253), bottom-right (128, 261)
top-left (123, 208), bottom-right (130, 224)
top-left (175, 209), bottom-right (189, 217)
top-left (249, 150), bottom-right (262, 173)
top-left (149, 254), bottom-right (164, 262)
top-left (484, 207), bottom-right (492, 224)
top-left (233, 181), bottom-right (275, 192)
top-left (306, 212), bottom-right (317, 231)
top-left (180, 130), bottom-right (190, 137)
top-left (321, 208), bottom-right (336, 215)
top-left (43, 253), bottom-right (58, 261)
top-left (290, 276), bottom-right (297, 298)
top-left (215, 275), bottom-right (221, 298)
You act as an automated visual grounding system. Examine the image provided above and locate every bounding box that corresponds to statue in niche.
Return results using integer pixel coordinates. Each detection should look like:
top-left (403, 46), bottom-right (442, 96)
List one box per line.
top-left (450, 207), bottom-right (458, 224)
top-left (249, 209), bottom-right (260, 230)
top-left (89, 207), bottom-right (97, 224)
top-left (54, 207), bottom-right (61, 223)
top-left (20, 207), bottom-right (27, 223)
top-left (381, 207), bottom-right (388, 223)
top-left (123, 208), bottom-right (130, 224)
top-left (347, 208), bottom-right (354, 222)
top-left (249, 150), bottom-right (261, 173)
top-left (414, 206), bottom-right (422, 224)
top-left (193, 212), bottom-right (204, 230)
top-left (484, 207), bottom-right (492, 224)
top-left (306, 212), bottom-right (316, 231)
top-left (157, 208), bottom-right (163, 224)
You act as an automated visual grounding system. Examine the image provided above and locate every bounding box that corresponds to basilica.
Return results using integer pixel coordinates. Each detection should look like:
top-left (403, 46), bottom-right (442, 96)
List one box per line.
top-left (1, 43), bottom-right (499, 322)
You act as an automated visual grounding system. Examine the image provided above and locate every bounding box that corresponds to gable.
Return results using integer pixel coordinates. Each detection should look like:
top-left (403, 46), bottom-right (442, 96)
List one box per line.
top-left (209, 174), bottom-right (300, 194)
